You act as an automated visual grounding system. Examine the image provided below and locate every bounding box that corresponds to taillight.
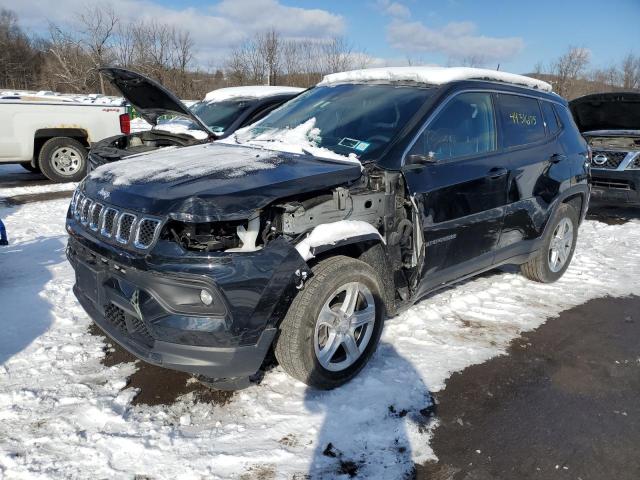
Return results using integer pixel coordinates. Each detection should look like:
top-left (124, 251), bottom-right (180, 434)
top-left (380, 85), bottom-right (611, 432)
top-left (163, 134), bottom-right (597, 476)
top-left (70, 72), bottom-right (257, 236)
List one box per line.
top-left (119, 113), bottom-right (130, 135)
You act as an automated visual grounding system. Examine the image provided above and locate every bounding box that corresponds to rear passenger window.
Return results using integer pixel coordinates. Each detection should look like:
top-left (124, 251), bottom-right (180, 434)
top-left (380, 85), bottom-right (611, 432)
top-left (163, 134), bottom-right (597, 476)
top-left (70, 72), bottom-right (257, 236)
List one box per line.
top-left (541, 101), bottom-right (560, 135)
top-left (408, 92), bottom-right (496, 162)
top-left (497, 94), bottom-right (545, 147)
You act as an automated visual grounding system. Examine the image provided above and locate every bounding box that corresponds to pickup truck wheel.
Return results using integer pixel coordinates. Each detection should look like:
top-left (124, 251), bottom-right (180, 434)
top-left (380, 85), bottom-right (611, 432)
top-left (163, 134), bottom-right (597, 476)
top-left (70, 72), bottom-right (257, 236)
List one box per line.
top-left (38, 137), bottom-right (87, 183)
top-left (274, 255), bottom-right (385, 389)
top-left (520, 203), bottom-right (579, 283)
top-left (20, 162), bottom-right (41, 173)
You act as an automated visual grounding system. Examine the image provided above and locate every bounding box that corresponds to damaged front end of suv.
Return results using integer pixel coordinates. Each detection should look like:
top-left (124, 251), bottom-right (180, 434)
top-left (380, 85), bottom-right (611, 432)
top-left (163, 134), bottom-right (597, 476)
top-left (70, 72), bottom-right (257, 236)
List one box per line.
top-left (66, 147), bottom-right (422, 390)
top-left (66, 79), bottom-right (435, 390)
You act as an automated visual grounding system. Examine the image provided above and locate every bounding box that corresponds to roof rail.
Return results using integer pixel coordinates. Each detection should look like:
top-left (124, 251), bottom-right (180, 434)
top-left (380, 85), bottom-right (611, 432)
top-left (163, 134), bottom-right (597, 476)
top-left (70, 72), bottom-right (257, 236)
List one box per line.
top-left (319, 66), bottom-right (553, 92)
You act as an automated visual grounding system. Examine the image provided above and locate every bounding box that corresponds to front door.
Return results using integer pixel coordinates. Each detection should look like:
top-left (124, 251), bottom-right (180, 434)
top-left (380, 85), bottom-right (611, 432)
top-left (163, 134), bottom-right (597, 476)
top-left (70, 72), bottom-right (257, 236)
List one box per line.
top-left (402, 91), bottom-right (509, 293)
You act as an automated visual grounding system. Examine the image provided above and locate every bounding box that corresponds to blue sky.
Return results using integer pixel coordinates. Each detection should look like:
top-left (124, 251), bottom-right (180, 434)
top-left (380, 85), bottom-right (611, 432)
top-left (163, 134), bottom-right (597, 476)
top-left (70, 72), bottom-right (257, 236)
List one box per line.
top-left (5, 0), bottom-right (640, 73)
top-left (296, 0), bottom-right (640, 72)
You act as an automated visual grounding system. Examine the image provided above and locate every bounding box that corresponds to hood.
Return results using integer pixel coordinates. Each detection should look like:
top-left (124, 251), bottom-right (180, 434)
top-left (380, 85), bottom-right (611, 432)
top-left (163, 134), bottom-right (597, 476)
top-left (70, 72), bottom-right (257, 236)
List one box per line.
top-left (569, 92), bottom-right (640, 133)
top-left (84, 143), bottom-right (362, 222)
top-left (100, 67), bottom-right (214, 138)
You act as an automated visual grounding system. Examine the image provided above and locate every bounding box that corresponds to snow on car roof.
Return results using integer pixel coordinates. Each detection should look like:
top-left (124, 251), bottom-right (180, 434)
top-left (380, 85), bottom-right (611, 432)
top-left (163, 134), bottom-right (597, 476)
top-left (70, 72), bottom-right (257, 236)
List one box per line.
top-left (203, 86), bottom-right (304, 103)
top-left (319, 66), bottom-right (553, 92)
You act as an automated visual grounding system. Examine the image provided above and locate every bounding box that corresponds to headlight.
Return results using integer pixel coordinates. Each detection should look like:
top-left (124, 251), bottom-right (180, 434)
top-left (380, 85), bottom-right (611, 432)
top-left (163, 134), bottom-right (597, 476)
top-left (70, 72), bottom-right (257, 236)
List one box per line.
top-left (70, 188), bottom-right (81, 214)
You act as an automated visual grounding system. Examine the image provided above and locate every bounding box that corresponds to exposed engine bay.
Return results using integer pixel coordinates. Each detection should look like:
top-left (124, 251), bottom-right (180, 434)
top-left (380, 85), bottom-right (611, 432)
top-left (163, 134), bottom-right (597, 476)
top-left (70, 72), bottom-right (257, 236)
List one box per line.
top-left (586, 134), bottom-right (640, 151)
top-left (160, 168), bottom-right (424, 296)
top-left (91, 130), bottom-right (206, 161)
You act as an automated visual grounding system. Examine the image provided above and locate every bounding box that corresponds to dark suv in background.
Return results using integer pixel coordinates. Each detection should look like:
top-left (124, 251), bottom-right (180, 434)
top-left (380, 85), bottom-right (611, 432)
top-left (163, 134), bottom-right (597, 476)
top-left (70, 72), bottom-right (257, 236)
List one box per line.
top-left (570, 92), bottom-right (640, 206)
top-left (66, 67), bottom-right (590, 390)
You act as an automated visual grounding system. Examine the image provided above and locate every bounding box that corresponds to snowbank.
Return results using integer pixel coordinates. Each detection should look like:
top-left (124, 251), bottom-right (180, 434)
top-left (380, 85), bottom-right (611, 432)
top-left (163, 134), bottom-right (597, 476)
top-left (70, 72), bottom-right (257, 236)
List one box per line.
top-left (204, 86), bottom-right (303, 103)
top-left (319, 66), bottom-right (553, 92)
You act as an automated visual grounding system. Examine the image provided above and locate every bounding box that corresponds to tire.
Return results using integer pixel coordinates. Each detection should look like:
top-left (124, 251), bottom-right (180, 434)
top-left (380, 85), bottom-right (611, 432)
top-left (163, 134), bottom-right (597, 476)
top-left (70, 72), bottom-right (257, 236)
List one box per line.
top-left (274, 255), bottom-right (385, 389)
top-left (520, 203), bottom-right (579, 283)
top-left (20, 162), bottom-right (41, 173)
top-left (38, 137), bottom-right (87, 183)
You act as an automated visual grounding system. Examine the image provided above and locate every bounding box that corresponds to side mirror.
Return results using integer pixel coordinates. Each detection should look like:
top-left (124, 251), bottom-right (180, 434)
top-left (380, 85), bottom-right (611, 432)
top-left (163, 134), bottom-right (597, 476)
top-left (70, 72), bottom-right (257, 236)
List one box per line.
top-left (407, 153), bottom-right (436, 165)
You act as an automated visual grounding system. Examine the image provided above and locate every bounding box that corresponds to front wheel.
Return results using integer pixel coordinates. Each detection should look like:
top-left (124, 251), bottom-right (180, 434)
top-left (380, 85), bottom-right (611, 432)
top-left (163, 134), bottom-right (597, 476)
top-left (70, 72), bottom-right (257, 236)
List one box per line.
top-left (274, 255), bottom-right (385, 389)
top-left (520, 203), bottom-right (579, 283)
top-left (38, 137), bottom-right (87, 183)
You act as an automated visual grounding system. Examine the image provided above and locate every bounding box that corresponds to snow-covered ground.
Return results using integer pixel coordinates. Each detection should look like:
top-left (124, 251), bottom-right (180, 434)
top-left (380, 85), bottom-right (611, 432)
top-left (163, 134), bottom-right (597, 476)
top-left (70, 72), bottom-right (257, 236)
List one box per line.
top-left (1, 177), bottom-right (640, 479)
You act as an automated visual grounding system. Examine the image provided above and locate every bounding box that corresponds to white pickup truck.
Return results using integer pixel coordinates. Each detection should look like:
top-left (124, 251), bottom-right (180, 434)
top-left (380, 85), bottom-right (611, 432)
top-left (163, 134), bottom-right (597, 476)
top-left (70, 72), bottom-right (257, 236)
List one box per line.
top-left (0, 96), bottom-right (129, 182)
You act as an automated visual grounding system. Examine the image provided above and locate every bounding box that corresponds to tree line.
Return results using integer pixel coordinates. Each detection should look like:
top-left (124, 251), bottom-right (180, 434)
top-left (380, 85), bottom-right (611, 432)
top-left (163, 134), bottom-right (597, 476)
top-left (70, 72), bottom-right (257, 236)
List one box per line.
top-left (531, 46), bottom-right (640, 99)
top-left (1, 6), bottom-right (639, 101)
top-left (0, 6), bottom-right (367, 100)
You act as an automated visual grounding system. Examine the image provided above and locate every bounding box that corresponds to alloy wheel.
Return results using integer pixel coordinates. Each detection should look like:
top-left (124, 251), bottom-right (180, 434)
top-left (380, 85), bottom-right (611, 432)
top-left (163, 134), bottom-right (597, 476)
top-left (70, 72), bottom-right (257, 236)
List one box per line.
top-left (548, 217), bottom-right (573, 273)
top-left (314, 281), bottom-right (376, 372)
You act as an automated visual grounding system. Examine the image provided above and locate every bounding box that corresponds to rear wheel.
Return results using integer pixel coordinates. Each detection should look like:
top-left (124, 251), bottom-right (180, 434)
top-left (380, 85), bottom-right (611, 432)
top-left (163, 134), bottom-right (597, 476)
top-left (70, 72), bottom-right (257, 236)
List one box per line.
top-left (520, 203), bottom-right (579, 283)
top-left (274, 255), bottom-right (385, 389)
top-left (38, 137), bottom-right (87, 183)
top-left (20, 162), bottom-right (41, 173)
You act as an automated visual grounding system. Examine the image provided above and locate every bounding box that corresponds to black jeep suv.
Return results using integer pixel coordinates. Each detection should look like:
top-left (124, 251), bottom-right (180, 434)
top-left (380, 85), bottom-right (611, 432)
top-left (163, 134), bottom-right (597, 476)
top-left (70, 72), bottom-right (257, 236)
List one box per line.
top-left (570, 92), bottom-right (640, 206)
top-left (66, 67), bottom-right (590, 390)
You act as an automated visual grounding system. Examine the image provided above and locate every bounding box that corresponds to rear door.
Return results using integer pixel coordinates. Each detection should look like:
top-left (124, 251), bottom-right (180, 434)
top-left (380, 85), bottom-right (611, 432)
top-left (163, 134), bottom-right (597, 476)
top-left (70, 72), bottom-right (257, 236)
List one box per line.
top-left (495, 94), bottom-right (570, 258)
top-left (402, 91), bottom-right (509, 292)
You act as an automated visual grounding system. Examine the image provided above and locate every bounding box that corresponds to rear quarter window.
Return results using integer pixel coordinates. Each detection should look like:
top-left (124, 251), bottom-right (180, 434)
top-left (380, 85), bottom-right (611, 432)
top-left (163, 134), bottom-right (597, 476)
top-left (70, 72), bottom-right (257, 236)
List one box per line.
top-left (541, 101), bottom-right (560, 135)
top-left (553, 103), bottom-right (586, 152)
top-left (497, 94), bottom-right (545, 148)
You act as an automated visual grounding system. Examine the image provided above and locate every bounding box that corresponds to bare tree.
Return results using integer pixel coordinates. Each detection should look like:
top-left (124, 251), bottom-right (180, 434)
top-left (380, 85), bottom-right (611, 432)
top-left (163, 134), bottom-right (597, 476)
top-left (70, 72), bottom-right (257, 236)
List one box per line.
top-left (45, 24), bottom-right (94, 92)
top-left (113, 21), bottom-right (135, 68)
top-left (621, 53), bottom-right (640, 90)
top-left (77, 4), bottom-right (118, 94)
top-left (321, 37), bottom-right (355, 74)
top-left (0, 9), bottom-right (42, 90)
top-left (551, 46), bottom-right (591, 98)
top-left (172, 29), bottom-right (195, 93)
top-left (458, 54), bottom-right (488, 68)
top-left (258, 29), bottom-right (281, 85)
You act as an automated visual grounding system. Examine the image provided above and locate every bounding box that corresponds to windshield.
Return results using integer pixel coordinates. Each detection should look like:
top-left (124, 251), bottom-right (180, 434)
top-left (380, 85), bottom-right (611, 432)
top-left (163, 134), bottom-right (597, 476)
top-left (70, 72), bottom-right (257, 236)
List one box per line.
top-left (188, 99), bottom-right (254, 133)
top-left (233, 84), bottom-right (434, 161)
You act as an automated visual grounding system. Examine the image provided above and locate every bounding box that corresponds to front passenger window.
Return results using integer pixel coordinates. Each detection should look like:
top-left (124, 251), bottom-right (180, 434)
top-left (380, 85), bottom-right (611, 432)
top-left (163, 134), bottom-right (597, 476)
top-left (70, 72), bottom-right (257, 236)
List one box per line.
top-left (408, 92), bottom-right (496, 162)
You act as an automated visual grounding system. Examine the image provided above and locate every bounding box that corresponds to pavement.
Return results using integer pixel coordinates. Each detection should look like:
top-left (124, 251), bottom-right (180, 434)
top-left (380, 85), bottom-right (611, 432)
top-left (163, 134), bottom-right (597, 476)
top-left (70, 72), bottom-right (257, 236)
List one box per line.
top-left (417, 295), bottom-right (640, 480)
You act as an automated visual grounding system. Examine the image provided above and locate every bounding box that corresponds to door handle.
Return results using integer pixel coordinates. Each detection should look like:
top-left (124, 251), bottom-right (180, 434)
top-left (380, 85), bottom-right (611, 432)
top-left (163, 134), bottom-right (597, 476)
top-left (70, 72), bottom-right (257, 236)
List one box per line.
top-left (486, 167), bottom-right (508, 180)
top-left (550, 153), bottom-right (566, 164)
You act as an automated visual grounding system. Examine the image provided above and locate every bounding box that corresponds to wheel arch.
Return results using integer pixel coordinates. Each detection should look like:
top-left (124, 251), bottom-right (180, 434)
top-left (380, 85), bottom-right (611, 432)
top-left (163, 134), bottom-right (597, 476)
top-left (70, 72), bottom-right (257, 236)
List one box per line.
top-left (33, 129), bottom-right (89, 166)
top-left (303, 236), bottom-right (397, 317)
top-left (541, 185), bottom-right (590, 238)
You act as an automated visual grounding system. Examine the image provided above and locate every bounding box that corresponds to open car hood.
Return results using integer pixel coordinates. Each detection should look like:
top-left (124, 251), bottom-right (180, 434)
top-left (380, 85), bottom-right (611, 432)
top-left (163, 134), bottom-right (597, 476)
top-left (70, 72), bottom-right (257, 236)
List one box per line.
top-left (100, 67), bottom-right (214, 138)
top-left (569, 92), bottom-right (640, 133)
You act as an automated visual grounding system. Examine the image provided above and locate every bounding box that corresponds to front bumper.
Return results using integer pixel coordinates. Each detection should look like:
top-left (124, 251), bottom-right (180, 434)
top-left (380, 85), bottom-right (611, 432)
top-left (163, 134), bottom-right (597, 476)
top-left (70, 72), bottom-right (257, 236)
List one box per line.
top-left (76, 284), bottom-right (277, 379)
top-left (591, 169), bottom-right (640, 205)
top-left (67, 221), bottom-right (308, 379)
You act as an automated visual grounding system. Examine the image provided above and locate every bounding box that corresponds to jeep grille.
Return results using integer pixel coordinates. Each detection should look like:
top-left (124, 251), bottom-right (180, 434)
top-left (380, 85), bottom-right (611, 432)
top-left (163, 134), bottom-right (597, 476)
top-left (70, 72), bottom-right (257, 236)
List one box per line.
top-left (71, 193), bottom-right (162, 251)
